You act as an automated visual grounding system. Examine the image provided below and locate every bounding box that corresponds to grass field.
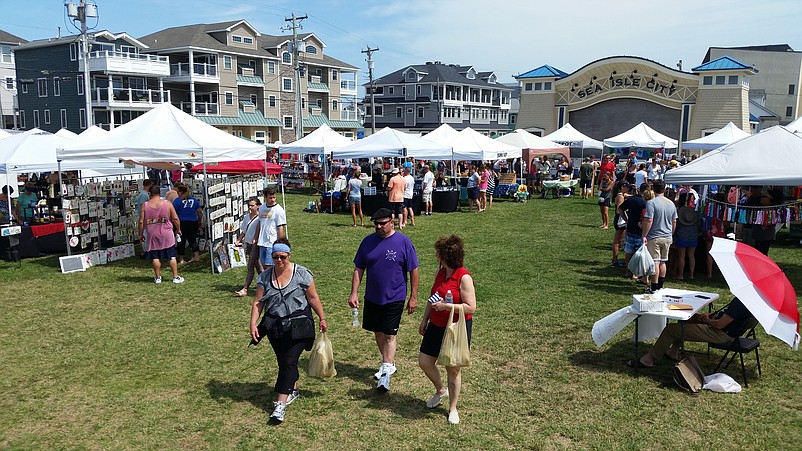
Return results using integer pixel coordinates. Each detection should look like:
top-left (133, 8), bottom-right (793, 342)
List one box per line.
top-left (1, 192), bottom-right (801, 450)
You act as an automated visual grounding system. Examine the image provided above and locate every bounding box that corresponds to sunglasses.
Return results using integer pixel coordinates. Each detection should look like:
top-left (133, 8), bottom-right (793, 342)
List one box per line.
top-left (272, 254), bottom-right (289, 260)
top-left (373, 220), bottom-right (392, 226)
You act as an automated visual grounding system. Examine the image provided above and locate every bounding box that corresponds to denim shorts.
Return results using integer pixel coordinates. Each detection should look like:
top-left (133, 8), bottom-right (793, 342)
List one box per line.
top-left (624, 233), bottom-right (643, 254)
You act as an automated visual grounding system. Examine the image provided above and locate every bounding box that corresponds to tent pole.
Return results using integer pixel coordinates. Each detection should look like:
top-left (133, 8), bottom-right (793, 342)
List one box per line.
top-left (201, 150), bottom-right (214, 274)
top-left (57, 162), bottom-right (71, 256)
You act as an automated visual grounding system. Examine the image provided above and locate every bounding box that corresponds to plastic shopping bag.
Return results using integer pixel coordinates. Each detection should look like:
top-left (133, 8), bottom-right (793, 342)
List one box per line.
top-left (437, 304), bottom-right (472, 368)
top-left (703, 373), bottom-right (742, 393)
top-left (628, 243), bottom-right (655, 278)
top-left (308, 331), bottom-right (337, 378)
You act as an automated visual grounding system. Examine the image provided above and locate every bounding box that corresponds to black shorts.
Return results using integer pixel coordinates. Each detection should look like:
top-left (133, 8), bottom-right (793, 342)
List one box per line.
top-left (420, 319), bottom-right (473, 358)
top-left (390, 202), bottom-right (403, 216)
top-left (363, 300), bottom-right (404, 335)
top-left (579, 179), bottom-right (592, 189)
top-left (403, 198), bottom-right (414, 208)
top-left (467, 187), bottom-right (479, 199)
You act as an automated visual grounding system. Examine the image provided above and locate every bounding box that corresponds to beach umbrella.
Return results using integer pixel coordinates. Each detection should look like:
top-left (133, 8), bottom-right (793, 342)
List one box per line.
top-left (709, 237), bottom-right (800, 349)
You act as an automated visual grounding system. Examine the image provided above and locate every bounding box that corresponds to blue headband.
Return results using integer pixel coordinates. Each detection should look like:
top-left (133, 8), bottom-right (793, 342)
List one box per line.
top-left (272, 243), bottom-right (291, 254)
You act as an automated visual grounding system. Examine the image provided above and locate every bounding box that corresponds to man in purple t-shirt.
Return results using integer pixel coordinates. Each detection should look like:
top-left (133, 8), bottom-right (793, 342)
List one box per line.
top-left (348, 207), bottom-right (419, 393)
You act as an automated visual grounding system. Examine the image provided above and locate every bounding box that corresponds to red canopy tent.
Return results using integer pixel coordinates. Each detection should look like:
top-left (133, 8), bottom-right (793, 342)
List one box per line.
top-left (190, 160), bottom-right (282, 175)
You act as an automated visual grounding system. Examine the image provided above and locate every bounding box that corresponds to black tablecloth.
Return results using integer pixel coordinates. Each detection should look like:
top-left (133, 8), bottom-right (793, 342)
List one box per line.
top-left (361, 194), bottom-right (422, 216)
top-left (0, 225), bottom-right (67, 260)
top-left (432, 190), bottom-right (459, 212)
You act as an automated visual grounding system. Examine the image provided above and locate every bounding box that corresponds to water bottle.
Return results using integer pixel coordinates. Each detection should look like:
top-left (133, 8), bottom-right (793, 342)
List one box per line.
top-left (351, 307), bottom-right (359, 327)
top-left (445, 290), bottom-right (453, 304)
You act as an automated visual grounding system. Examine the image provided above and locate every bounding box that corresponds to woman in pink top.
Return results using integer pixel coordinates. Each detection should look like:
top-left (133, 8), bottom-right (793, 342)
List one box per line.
top-left (138, 185), bottom-right (184, 284)
top-left (478, 167), bottom-right (489, 212)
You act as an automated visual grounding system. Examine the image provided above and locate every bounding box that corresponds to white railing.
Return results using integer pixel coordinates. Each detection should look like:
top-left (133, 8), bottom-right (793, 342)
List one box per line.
top-left (175, 101), bottom-right (219, 115)
top-left (340, 80), bottom-right (356, 91)
top-left (170, 62), bottom-right (218, 77)
top-left (91, 86), bottom-right (170, 106)
top-left (87, 50), bottom-right (168, 63)
top-left (340, 109), bottom-right (357, 121)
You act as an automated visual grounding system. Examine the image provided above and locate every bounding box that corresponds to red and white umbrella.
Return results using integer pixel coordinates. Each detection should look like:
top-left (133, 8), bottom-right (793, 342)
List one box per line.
top-left (710, 237), bottom-right (800, 349)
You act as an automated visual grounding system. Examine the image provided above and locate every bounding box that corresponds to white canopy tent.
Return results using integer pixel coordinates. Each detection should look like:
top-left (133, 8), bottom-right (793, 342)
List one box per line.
top-left (55, 129), bottom-right (79, 139)
top-left (787, 116), bottom-right (802, 133)
top-left (279, 123), bottom-right (353, 155)
top-left (0, 129), bottom-right (11, 140)
top-left (334, 127), bottom-right (451, 160)
top-left (665, 126), bottom-right (802, 186)
top-left (451, 127), bottom-right (521, 161)
top-left (0, 128), bottom-right (78, 174)
top-left (58, 104), bottom-right (265, 164)
top-left (681, 122), bottom-right (751, 152)
top-left (422, 123), bottom-right (460, 147)
top-left (544, 123), bottom-right (603, 150)
top-left (78, 125), bottom-right (108, 140)
top-left (496, 129), bottom-right (570, 160)
top-left (604, 122), bottom-right (678, 149)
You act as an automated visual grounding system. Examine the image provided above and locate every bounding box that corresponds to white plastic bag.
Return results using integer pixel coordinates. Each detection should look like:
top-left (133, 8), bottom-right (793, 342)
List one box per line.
top-left (628, 244), bottom-right (655, 278)
top-left (703, 373), bottom-right (742, 393)
top-left (308, 332), bottom-right (337, 378)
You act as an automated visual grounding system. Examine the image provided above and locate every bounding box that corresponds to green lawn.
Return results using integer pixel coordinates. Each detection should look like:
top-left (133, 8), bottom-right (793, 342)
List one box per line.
top-left (1, 193), bottom-right (801, 450)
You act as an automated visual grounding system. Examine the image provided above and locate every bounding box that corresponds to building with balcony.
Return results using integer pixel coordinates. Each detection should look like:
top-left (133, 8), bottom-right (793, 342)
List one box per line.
top-left (1, 30), bottom-right (26, 129)
top-left (138, 20), bottom-right (360, 144)
top-left (13, 31), bottom-right (170, 133)
top-left (363, 61), bottom-right (513, 136)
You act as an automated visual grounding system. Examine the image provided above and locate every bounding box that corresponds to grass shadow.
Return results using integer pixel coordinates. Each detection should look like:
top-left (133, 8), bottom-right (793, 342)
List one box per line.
top-left (333, 361), bottom-right (429, 419)
top-left (206, 379), bottom-right (322, 414)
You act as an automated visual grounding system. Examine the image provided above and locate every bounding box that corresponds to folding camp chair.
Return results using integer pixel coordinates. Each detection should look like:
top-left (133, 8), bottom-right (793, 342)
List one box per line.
top-left (709, 318), bottom-right (761, 388)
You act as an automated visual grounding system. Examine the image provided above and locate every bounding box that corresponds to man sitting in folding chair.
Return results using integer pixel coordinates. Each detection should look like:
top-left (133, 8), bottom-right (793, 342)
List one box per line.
top-left (628, 297), bottom-right (754, 368)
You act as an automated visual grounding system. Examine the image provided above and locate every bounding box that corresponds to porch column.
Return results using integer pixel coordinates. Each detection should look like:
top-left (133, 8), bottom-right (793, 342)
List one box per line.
top-left (188, 50), bottom-right (195, 114)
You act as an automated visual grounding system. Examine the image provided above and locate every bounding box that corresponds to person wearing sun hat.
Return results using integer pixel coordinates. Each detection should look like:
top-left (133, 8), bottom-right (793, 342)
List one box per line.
top-left (348, 207), bottom-right (419, 393)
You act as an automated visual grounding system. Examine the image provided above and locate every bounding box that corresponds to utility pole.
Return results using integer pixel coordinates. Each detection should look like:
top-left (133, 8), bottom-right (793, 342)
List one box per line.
top-left (66, 0), bottom-right (96, 128)
top-left (284, 13), bottom-right (307, 140)
top-left (362, 46), bottom-right (378, 134)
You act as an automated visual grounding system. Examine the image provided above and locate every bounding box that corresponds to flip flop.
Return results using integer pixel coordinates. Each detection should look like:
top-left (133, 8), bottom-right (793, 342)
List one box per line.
top-left (626, 359), bottom-right (653, 369)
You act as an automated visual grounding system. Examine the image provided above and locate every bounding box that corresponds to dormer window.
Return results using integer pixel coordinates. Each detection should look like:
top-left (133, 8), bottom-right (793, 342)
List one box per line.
top-left (282, 51), bottom-right (292, 64)
top-left (466, 69), bottom-right (476, 80)
top-left (407, 72), bottom-right (416, 81)
top-left (305, 45), bottom-right (317, 54)
top-left (488, 74), bottom-right (496, 83)
top-left (232, 35), bottom-right (242, 43)
top-left (243, 37), bottom-right (253, 44)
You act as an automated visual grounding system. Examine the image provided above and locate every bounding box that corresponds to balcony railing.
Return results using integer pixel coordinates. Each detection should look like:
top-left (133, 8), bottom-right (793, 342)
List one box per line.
top-left (340, 109), bottom-right (357, 121)
top-left (169, 62), bottom-right (218, 78)
top-left (174, 101), bottom-right (219, 116)
top-left (80, 50), bottom-right (170, 76)
top-left (90, 86), bottom-right (170, 106)
top-left (340, 80), bottom-right (356, 91)
top-left (88, 50), bottom-right (168, 63)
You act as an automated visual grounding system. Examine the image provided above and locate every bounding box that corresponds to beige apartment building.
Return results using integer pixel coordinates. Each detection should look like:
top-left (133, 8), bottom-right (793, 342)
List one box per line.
top-left (138, 20), bottom-right (360, 144)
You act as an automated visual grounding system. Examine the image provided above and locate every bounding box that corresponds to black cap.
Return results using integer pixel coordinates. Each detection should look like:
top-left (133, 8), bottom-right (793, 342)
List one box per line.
top-left (371, 208), bottom-right (393, 221)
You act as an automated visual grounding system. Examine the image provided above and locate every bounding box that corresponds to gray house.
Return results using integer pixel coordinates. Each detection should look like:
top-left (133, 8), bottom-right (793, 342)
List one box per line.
top-left (1, 29), bottom-right (26, 129)
top-left (364, 61), bottom-right (513, 135)
top-left (14, 31), bottom-right (170, 133)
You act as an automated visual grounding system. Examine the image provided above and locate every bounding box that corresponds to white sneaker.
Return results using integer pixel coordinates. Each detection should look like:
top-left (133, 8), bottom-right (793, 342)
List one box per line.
top-left (270, 401), bottom-right (286, 423)
top-left (377, 371), bottom-right (391, 392)
top-left (374, 363), bottom-right (396, 380)
top-left (154, 277), bottom-right (162, 284)
top-left (286, 389), bottom-right (300, 405)
top-left (173, 276), bottom-right (185, 284)
top-left (448, 410), bottom-right (460, 425)
top-left (426, 389), bottom-right (449, 408)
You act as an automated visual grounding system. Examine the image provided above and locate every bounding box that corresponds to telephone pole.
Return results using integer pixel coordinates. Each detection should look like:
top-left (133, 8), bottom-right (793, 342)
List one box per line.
top-left (284, 13), bottom-right (307, 140)
top-left (66, 0), bottom-right (96, 128)
top-left (362, 46), bottom-right (378, 134)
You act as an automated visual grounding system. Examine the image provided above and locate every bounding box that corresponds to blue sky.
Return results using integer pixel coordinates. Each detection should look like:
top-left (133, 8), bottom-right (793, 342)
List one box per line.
top-left (3, 0), bottom-right (801, 92)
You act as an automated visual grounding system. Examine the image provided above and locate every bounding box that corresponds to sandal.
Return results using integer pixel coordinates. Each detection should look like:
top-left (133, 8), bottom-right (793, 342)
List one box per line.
top-left (626, 359), bottom-right (653, 369)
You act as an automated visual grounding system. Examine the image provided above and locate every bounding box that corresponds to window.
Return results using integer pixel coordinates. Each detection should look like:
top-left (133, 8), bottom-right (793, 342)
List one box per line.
top-left (120, 45), bottom-right (138, 55)
top-left (544, 82), bottom-right (552, 90)
top-left (79, 108), bottom-right (87, 129)
top-left (332, 100), bottom-right (338, 111)
top-left (37, 78), bottom-right (47, 97)
top-left (223, 55), bottom-right (232, 70)
top-left (19, 111), bottom-right (25, 128)
top-left (268, 61), bottom-right (276, 74)
top-left (715, 75), bottom-right (725, 85)
top-left (254, 130), bottom-right (266, 144)
top-left (787, 107), bottom-right (794, 117)
top-left (283, 116), bottom-right (293, 129)
top-left (407, 72), bottom-right (416, 81)
top-left (70, 43), bottom-right (78, 61)
top-left (77, 75), bottom-right (84, 95)
top-left (396, 107), bottom-right (402, 118)
top-left (53, 77), bottom-right (60, 96)
top-left (268, 95), bottom-right (276, 107)
top-left (282, 78), bottom-right (293, 91)
top-left (728, 75), bottom-right (738, 85)
top-left (33, 110), bottom-right (40, 128)
top-left (60, 109), bottom-right (67, 128)
top-left (44, 109), bottom-right (51, 125)
top-left (524, 82), bottom-right (532, 91)
top-left (301, 98), bottom-right (305, 109)
top-left (790, 84), bottom-right (796, 95)
top-left (249, 93), bottom-right (258, 105)
top-left (0, 44), bottom-right (13, 63)
top-left (702, 76), bottom-right (712, 86)
top-left (417, 107), bottom-right (424, 118)
top-left (534, 82), bottom-right (542, 90)
top-left (243, 37), bottom-right (253, 44)
top-left (232, 35), bottom-right (243, 43)
top-left (331, 69), bottom-right (338, 80)
top-left (224, 91), bottom-right (233, 105)
top-left (388, 86), bottom-right (394, 95)
top-left (402, 86), bottom-right (406, 95)
top-left (417, 85), bottom-right (421, 95)
top-left (5, 77), bottom-right (12, 89)
top-left (316, 99), bottom-right (322, 108)
top-left (305, 45), bottom-right (317, 54)
top-left (21, 83), bottom-right (27, 94)
top-left (248, 60), bottom-right (256, 69)
top-left (282, 52), bottom-right (292, 64)
top-left (369, 105), bottom-right (383, 116)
